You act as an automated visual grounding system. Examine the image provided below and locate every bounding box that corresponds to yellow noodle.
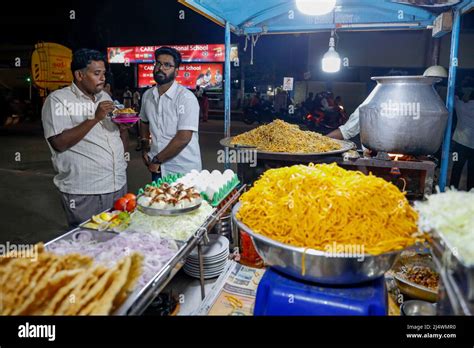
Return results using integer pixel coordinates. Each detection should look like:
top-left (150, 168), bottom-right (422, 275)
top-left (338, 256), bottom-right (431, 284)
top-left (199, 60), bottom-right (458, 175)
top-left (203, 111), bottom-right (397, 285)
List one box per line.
top-left (231, 119), bottom-right (341, 153)
top-left (237, 163), bottom-right (422, 255)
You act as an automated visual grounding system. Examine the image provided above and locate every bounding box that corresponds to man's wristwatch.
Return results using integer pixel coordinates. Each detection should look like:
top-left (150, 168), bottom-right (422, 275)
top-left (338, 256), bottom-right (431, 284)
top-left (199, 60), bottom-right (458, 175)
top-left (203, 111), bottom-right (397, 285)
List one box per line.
top-left (151, 156), bottom-right (162, 165)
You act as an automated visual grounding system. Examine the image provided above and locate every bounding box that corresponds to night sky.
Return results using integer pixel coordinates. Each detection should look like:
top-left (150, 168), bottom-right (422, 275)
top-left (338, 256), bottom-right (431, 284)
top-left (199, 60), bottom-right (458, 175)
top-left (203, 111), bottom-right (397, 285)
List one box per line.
top-left (1, 1), bottom-right (473, 90)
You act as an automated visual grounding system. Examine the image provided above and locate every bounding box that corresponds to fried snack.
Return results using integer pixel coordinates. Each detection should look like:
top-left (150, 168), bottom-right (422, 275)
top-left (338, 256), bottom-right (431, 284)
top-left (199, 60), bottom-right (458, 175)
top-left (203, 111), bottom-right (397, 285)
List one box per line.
top-left (237, 163), bottom-right (422, 255)
top-left (89, 256), bottom-right (132, 315)
top-left (13, 258), bottom-right (63, 315)
top-left (62, 270), bottom-right (102, 315)
top-left (230, 119), bottom-right (341, 153)
top-left (3, 254), bottom-right (56, 315)
top-left (113, 253), bottom-right (143, 308)
top-left (113, 108), bottom-right (136, 115)
top-left (30, 269), bottom-right (83, 315)
top-left (0, 245), bottom-right (143, 316)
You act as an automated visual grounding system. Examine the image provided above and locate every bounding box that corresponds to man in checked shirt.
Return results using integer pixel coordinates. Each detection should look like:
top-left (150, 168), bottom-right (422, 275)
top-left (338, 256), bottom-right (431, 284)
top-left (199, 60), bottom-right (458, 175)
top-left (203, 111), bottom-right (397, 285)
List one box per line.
top-left (42, 49), bottom-right (129, 227)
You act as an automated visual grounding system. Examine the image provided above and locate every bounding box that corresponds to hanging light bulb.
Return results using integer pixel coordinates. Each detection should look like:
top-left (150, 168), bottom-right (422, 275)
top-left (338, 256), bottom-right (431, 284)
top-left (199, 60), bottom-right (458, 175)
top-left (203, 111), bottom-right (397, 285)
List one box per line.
top-left (295, 0), bottom-right (336, 16)
top-left (322, 32), bottom-right (341, 73)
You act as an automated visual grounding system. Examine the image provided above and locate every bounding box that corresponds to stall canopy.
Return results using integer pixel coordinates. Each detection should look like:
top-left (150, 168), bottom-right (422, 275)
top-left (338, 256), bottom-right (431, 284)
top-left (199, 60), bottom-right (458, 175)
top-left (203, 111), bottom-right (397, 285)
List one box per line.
top-left (179, 0), bottom-right (440, 33)
top-left (179, 0), bottom-right (474, 189)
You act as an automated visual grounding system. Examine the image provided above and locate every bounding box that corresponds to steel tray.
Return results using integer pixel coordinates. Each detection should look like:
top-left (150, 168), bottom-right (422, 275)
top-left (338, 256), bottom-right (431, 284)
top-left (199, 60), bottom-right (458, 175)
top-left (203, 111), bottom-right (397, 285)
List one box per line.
top-left (428, 229), bottom-right (474, 303)
top-left (44, 185), bottom-right (246, 315)
top-left (219, 136), bottom-right (356, 156)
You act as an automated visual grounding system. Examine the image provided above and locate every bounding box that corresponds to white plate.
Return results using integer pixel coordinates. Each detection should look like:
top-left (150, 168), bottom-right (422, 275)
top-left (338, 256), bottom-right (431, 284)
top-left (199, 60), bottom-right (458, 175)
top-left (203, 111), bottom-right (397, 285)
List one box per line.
top-left (186, 253), bottom-right (229, 265)
top-left (183, 270), bottom-right (225, 279)
top-left (184, 264), bottom-right (227, 274)
top-left (187, 249), bottom-right (229, 260)
top-left (183, 266), bottom-right (227, 279)
top-left (184, 260), bottom-right (228, 273)
top-left (184, 262), bottom-right (227, 272)
top-left (188, 235), bottom-right (229, 259)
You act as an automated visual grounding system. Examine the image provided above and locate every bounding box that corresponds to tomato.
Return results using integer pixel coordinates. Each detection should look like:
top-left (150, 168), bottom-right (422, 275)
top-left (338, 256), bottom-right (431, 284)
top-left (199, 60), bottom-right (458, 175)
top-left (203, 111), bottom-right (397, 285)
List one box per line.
top-left (114, 197), bottom-right (128, 211)
top-left (126, 199), bottom-right (137, 212)
top-left (123, 193), bottom-right (137, 201)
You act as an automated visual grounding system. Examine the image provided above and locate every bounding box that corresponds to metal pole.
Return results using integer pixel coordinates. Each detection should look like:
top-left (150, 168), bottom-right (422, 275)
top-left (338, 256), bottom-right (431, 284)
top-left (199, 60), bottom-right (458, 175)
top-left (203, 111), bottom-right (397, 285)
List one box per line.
top-left (224, 21), bottom-right (231, 169)
top-left (439, 8), bottom-right (461, 192)
top-left (198, 242), bottom-right (205, 300)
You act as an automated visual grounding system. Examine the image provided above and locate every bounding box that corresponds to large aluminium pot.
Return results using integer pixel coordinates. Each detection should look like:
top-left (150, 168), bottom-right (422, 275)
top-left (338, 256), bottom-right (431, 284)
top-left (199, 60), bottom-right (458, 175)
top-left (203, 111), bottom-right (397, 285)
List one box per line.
top-left (359, 76), bottom-right (448, 155)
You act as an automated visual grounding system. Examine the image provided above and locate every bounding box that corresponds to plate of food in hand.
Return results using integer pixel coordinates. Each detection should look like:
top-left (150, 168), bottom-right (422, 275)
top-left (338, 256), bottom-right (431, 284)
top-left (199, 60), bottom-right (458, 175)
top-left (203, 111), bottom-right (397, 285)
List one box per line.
top-left (137, 182), bottom-right (203, 216)
top-left (112, 108), bottom-right (140, 124)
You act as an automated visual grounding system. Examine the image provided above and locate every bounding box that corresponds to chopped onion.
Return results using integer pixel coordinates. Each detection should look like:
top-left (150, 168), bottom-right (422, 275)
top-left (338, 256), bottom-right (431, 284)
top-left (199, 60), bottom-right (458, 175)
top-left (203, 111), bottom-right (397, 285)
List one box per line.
top-left (46, 232), bottom-right (179, 287)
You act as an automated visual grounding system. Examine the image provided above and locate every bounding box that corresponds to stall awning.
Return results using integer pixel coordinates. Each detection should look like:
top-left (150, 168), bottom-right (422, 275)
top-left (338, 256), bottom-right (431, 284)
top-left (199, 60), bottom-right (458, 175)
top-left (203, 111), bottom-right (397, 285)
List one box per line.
top-left (178, 0), bottom-right (442, 34)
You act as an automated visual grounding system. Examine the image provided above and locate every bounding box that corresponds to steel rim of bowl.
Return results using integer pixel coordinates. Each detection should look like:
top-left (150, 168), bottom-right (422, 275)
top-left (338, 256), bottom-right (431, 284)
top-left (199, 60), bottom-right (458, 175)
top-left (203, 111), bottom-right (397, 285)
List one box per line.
top-left (137, 196), bottom-right (202, 216)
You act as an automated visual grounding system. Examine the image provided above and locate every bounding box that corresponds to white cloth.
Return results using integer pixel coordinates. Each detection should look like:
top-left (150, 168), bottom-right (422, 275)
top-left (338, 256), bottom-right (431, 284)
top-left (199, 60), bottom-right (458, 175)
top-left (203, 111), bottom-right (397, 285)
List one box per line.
top-left (41, 83), bottom-right (127, 195)
top-left (339, 107), bottom-right (360, 140)
top-left (140, 82), bottom-right (202, 176)
top-left (454, 96), bottom-right (474, 149)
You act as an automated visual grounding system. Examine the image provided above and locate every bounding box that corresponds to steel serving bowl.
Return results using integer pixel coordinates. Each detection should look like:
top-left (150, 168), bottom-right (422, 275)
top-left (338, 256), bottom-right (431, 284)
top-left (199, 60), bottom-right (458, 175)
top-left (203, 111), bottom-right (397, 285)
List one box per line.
top-left (400, 300), bottom-right (437, 316)
top-left (137, 195), bottom-right (202, 216)
top-left (392, 255), bottom-right (439, 302)
top-left (232, 202), bottom-right (401, 285)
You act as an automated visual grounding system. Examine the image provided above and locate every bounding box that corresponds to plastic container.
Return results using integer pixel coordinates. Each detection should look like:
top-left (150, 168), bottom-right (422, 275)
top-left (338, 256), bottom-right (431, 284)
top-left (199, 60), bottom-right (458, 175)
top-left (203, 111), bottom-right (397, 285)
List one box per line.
top-left (201, 174), bottom-right (240, 207)
top-left (239, 229), bottom-right (264, 268)
top-left (254, 268), bottom-right (387, 316)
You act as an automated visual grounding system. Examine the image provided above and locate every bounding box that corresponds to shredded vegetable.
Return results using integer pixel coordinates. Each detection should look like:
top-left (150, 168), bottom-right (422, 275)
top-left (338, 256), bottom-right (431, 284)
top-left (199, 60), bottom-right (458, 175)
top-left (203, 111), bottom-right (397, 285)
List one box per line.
top-left (415, 189), bottom-right (474, 265)
top-left (126, 201), bottom-right (214, 241)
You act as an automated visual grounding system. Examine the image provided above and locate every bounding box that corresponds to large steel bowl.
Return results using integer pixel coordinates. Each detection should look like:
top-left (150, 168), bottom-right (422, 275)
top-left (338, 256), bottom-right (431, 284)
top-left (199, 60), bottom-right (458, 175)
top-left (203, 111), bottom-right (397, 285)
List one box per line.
top-left (232, 202), bottom-right (401, 285)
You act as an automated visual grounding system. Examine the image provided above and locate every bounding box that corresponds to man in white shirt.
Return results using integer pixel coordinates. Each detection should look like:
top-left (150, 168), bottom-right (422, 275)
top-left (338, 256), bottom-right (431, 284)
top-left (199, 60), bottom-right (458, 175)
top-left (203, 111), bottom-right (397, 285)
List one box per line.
top-left (42, 49), bottom-right (129, 227)
top-left (139, 46), bottom-right (202, 181)
top-left (327, 106), bottom-right (360, 140)
top-left (451, 93), bottom-right (474, 190)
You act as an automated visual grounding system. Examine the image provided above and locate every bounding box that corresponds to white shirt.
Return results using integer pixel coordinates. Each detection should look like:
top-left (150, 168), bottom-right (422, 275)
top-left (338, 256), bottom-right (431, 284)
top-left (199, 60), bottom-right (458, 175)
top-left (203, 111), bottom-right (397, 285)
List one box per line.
top-left (454, 96), bottom-right (474, 149)
top-left (42, 83), bottom-right (127, 195)
top-left (140, 81), bottom-right (202, 177)
top-left (339, 107), bottom-right (360, 140)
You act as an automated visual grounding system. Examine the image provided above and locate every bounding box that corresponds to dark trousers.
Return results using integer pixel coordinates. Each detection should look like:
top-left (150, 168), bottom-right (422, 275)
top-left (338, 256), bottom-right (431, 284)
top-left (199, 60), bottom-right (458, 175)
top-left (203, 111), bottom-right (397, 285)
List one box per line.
top-left (451, 141), bottom-right (474, 190)
top-left (60, 185), bottom-right (127, 228)
top-left (152, 172), bottom-right (162, 183)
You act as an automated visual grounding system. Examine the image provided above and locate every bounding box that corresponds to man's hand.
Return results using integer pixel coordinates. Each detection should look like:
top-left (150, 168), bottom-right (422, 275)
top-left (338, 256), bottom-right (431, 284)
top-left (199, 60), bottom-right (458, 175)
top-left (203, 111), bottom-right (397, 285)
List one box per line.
top-left (142, 151), bottom-right (151, 166)
top-left (95, 101), bottom-right (115, 121)
top-left (148, 163), bottom-right (160, 173)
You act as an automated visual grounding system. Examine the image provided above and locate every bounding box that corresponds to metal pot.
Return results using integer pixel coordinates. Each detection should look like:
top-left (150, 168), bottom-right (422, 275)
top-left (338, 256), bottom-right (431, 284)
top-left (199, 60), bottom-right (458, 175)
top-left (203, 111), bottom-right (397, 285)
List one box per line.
top-left (359, 76), bottom-right (448, 155)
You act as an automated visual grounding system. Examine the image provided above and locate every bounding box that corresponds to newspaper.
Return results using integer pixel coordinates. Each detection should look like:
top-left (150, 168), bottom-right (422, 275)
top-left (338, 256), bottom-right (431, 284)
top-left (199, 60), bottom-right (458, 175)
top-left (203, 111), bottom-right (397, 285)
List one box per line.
top-left (194, 260), bottom-right (265, 316)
